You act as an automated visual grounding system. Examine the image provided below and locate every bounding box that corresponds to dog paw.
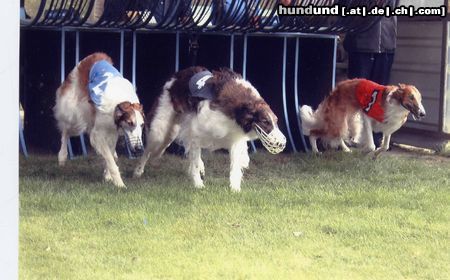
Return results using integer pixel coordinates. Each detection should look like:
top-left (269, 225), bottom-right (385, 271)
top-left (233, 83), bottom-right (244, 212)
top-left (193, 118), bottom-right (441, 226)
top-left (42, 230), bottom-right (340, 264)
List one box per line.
top-left (113, 180), bottom-right (127, 189)
top-left (341, 146), bottom-right (352, 153)
top-left (194, 181), bottom-right (205, 189)
top-left (230, 185), bottom-right (241, 193)
top-left (199, 167), bottom-right (205, 180)
top-left (363, 145), bottom-right (376, 153)
top-left (103, 169), bottom-right (112, 181)
top-left (133, 167), bottom-right (144, 178)
top-left (368, 148), bottom-right (385, 159)
top-left (104, 174), bottom-right (113, 182)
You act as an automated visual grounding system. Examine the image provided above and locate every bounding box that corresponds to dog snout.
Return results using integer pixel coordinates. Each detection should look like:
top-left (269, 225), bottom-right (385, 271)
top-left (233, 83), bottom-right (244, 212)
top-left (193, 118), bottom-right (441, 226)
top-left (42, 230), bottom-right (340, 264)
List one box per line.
top-left (133, 145), bottom-right (144, 156)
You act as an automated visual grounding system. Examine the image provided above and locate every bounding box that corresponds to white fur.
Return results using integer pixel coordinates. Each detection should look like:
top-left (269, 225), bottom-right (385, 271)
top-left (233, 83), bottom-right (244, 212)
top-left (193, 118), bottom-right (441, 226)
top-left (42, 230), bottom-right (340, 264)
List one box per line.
top-left (362, 93), bottom-right (413, 157)
top-left (299, 104), bottom-right (354, 153)
top-left (134, 78), bottom-right (257, 192)
top-left (54, 66), bottom-right (143, 188)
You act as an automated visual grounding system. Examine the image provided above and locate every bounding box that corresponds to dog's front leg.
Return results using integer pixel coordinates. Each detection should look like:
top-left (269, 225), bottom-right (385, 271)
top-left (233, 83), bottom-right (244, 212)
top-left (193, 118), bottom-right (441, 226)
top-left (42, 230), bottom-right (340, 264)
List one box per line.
top-left (188, 146), bottom-right (204, 189)
top-left (229, 140), bottom-right (248, 192)
top-left (372, 133), bottom-right (391, 158)
top-left (361, 115), bottom-right (376, 152)
top-left (90, 130), bottom-right (125, 188)
top-left (339, 139), bottom-right (352, 153)
top-left (58, 130), bottom-right (69, 166)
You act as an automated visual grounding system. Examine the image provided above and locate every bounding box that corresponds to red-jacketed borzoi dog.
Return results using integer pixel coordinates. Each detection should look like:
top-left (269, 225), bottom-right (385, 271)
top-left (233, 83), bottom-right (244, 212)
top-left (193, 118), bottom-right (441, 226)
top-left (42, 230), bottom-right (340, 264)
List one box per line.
top-left (133, 66), bottom-right (286, 192)
top-left (300, 79), bottom-right (426, 156)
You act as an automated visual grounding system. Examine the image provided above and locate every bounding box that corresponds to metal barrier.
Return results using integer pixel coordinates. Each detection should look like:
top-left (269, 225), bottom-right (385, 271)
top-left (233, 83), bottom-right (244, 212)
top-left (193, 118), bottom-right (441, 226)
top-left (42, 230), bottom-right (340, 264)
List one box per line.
top-left (20, 1), bottom-right (390, 155)
top-left (22, 0), bottom-right (391, 34)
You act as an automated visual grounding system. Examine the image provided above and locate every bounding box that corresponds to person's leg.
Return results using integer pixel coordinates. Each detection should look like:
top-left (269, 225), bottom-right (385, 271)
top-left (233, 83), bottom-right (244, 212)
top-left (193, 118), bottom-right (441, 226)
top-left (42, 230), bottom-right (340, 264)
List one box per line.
top-left (370, 53), bottom-right (395, 85)
top-left (347, 52), bottom-right (375, 79)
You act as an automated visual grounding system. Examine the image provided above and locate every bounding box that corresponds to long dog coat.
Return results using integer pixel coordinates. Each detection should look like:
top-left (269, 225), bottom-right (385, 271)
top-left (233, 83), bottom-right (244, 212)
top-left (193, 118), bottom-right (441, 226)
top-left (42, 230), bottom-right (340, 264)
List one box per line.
top-left (356, 79), bottom-right (387, 123)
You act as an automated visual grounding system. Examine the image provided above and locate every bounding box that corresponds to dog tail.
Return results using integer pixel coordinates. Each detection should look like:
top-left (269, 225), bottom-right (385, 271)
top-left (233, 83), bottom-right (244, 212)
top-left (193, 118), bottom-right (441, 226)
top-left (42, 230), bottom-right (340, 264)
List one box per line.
top-left (299, 105), bottom-right (316, 136)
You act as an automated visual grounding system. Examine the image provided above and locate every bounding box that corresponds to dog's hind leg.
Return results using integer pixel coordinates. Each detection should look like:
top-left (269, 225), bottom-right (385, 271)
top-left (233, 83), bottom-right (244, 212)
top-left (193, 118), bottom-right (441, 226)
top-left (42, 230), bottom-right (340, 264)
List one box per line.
top-left (339, 138), bottom-right (352, 153)
top-left (309, 135), bottom-right (320, 154)
top-left (133, 122), bottom-right (179, 178)
top-left (58, 130), bottom-right (69, 166)
top-left (133, 88), bottom-right (179, 178)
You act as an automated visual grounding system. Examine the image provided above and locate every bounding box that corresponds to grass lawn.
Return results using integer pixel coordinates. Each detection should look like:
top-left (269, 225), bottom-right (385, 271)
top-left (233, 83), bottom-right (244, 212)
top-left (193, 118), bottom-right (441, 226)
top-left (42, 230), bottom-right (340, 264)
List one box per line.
top-left (20, 150), bottom-right (450, 279)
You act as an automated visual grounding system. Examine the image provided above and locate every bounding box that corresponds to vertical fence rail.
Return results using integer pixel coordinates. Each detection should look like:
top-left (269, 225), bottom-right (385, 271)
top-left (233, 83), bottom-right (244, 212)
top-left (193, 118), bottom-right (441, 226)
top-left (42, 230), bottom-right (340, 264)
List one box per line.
top-left (294, 37), bottom-right (309, 152)
top-left (132, 31), bottom-right (137, 87)
top-left (76, 30), bottom-right (88, 156)
top-left (282, 37), bottom-right (297, 152)
top-left (242, 34), bottom-right (257, 153)
top-left (229, 34), bottom-right (234, 69)
top-left (19, 118), bottom-right (28, 158)
top-left (61, 28), bottom-right (74, 159)
top-left (120, 30), bottom-right (135, 159)
top-left (175, 31), bottom-right (180, 71)
top-left (332, 36), bottom-right (338, 89)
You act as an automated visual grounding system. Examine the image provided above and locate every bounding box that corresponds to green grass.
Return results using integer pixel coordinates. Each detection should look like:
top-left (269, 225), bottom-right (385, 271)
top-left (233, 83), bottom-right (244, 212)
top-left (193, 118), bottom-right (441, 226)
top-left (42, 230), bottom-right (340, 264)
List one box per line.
top-left (20, 151), bottom-right (450, 279)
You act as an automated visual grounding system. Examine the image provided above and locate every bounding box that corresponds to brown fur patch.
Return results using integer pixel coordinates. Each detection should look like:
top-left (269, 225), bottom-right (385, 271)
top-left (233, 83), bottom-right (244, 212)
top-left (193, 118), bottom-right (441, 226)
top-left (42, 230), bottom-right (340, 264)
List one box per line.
top-left (114, 101), bottom-right (142, 127)
top-left (159, 66), bottom-right (275, 133)
top-left (57, 52), bottom-right (113, 100)
top-left (390, 84), bottom-right (423, 118)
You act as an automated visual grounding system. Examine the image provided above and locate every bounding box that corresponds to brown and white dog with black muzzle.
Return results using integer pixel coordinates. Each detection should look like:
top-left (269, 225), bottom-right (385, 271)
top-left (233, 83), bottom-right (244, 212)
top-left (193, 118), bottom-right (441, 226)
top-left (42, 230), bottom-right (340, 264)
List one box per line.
top-left (300, 79), bottom-right (426, 156)
top-left (133, 66), bottom-right (286, 192)
top-left (53, 52), bottom-right (145, 188)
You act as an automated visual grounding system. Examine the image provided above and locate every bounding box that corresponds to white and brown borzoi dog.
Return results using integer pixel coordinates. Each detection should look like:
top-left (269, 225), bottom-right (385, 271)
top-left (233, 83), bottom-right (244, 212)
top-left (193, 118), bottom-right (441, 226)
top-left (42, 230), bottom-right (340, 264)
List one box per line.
top-left (54, 52), bottom-right (145, 188)
top-left (300, 79), bottom-right (426, 156)
top-left (133, 67), bottom-right (286, 192)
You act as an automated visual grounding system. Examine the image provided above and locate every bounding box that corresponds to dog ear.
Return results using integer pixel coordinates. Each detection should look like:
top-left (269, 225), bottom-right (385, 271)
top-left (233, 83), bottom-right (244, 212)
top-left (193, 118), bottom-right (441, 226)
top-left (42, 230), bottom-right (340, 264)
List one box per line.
top-left (131, 103), bottom-right (145, 120)
top-left (388, 86), bottom-right (404, 104)
top-left (234, 102), bottom-right (255, 133)
top-left (131, 103), bottom-right (143, 112)
top-left (114, 102), bottom-right (131, 126)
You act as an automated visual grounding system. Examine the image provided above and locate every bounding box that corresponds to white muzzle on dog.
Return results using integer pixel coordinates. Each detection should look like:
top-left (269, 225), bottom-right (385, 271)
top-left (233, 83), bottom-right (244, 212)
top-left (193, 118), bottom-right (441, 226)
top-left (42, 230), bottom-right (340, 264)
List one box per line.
top-left (254, 124), bottom-right (287, 154)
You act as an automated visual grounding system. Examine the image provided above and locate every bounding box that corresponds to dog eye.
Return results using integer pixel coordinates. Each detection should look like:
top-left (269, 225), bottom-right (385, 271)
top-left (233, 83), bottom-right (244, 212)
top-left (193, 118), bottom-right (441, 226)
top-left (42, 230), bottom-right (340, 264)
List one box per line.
top-left (127, 121), bottom-right (134, 127)
top-left (409, 95), bottom-right (415, 100)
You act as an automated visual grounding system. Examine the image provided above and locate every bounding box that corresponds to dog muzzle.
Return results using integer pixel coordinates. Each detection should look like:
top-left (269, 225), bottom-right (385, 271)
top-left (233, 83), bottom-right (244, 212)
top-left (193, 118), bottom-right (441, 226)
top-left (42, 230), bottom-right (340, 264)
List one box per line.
top-left (254, 124), bottom-right (286, 154)
top-left (124, 135), bottom-right (144, 157)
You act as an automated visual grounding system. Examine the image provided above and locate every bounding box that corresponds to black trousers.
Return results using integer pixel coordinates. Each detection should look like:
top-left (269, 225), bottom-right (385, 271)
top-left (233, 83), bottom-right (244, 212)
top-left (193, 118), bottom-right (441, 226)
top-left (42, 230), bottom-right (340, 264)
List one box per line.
top-left (347, 52), bottom-right (395, 147)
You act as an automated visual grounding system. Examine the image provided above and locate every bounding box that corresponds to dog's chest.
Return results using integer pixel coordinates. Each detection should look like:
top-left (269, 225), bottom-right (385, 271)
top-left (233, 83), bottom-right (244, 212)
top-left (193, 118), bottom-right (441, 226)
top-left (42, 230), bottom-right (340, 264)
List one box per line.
top-left (371, 105), bottom-right (408, 133)
top-left (179, 101), bottom-right (250, 150)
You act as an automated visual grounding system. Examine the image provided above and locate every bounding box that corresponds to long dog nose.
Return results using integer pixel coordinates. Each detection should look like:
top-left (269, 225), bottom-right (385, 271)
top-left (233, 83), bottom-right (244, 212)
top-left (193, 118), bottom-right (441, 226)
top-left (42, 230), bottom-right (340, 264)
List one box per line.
top-left (134, 146), bottom-right (144, 156)
top-left (419, 104), bottom-right (426, 118)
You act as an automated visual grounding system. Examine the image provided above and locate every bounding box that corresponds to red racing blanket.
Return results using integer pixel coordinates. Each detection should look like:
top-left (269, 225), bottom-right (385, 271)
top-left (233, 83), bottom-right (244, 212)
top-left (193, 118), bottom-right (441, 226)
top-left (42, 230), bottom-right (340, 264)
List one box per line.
top-left (355, 79), bottom-right (387, 122)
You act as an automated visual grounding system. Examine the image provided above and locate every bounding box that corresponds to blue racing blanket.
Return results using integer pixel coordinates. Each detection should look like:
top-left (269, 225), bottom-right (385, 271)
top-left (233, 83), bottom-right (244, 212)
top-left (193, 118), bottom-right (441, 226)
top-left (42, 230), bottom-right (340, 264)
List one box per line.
top-left (88, 60), bottom-right (123, 108)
